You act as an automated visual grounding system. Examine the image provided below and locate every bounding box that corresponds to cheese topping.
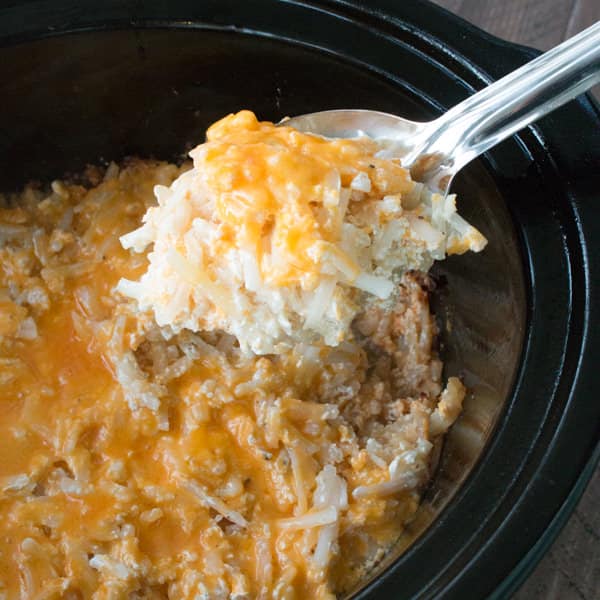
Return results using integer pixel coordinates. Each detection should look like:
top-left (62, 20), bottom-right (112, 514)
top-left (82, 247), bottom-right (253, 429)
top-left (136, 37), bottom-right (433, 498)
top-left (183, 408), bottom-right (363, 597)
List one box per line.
top-left (118, 111), bottom-right (486, 354)
top-left (202, 111), bottom-right (429, 286)
top-left (0, 114), bottom-right (476, 599)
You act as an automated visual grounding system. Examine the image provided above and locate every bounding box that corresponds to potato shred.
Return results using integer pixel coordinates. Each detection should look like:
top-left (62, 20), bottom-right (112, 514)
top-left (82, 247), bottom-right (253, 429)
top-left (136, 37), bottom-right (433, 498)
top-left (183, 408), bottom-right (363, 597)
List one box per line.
top-left (0, 112), bottom-right (483, 599)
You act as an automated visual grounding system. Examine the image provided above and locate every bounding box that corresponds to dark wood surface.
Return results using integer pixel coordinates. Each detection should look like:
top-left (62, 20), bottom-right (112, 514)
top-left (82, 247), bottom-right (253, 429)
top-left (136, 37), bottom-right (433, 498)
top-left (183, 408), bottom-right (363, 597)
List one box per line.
top-left (431, 2), bottom-right (600, 598)
top-left (434, 0), bottom-right (600, 51)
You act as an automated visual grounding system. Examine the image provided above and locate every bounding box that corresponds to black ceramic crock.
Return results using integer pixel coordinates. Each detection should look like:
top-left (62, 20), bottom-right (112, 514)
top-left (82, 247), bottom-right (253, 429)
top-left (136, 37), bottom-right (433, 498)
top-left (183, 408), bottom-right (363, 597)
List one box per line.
top-left (0, 1), bottom-right (598, 598)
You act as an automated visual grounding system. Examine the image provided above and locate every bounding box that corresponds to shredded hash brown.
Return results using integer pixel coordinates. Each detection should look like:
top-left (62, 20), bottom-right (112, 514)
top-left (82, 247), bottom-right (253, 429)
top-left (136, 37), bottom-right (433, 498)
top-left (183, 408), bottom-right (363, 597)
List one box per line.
top-left (0, 158), bottom-right (465, 599)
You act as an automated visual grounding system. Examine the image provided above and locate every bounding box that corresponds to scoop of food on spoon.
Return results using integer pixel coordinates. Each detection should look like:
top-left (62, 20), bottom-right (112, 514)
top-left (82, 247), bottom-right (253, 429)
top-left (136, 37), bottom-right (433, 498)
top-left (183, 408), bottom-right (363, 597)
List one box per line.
top-left (283, 21), bottom-right (600, 196)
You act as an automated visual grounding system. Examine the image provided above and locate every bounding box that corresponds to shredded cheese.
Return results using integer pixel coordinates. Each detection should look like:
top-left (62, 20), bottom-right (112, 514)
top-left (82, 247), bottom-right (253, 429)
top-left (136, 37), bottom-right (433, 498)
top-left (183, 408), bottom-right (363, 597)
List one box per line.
top-left (118, 111), bottom-right (486, 354)
top-left (0, 119), bottom-right (472, 598)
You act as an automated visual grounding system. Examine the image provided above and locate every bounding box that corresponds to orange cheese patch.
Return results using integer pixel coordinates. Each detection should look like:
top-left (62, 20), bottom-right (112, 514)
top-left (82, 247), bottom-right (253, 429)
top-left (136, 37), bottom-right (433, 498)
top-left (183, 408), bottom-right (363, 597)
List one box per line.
top-left (195, 110), bottom-right (412, 287)
top-left (0, 114), bottom-right (463, 598)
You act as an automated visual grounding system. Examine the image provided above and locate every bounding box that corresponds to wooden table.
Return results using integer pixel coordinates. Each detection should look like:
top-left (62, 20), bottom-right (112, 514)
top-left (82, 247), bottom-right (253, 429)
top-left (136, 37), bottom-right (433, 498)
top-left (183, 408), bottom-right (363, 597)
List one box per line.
top-left (431, 2), bottom-right (600, 598)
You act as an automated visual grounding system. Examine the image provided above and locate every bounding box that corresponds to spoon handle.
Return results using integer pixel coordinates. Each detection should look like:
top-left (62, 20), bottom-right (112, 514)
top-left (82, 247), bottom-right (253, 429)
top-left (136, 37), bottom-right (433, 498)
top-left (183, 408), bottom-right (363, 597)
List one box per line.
top-left (415, 21), bottom-right (600, 172)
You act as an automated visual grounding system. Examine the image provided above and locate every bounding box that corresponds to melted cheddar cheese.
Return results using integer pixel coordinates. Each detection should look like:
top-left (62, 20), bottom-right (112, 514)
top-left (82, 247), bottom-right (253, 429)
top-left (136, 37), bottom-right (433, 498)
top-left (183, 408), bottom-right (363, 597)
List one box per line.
top-left (118, 112), bottom-right (485, 355)
top-left (200, 110), bottom-right (413, 286)
top-left (0, 119), bottom-right (467, 599)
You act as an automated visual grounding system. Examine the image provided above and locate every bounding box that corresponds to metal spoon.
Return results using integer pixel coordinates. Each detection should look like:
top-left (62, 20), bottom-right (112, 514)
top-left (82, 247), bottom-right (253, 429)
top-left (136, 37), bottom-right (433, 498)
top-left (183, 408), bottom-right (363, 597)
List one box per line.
top-left (284, 22), bottom-right (600, 194)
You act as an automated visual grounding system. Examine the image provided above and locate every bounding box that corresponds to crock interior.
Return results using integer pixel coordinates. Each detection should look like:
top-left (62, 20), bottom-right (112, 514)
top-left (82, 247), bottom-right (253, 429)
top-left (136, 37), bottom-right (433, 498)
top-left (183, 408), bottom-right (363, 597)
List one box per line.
top-left (0, 29), bottom-right (527, 596)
